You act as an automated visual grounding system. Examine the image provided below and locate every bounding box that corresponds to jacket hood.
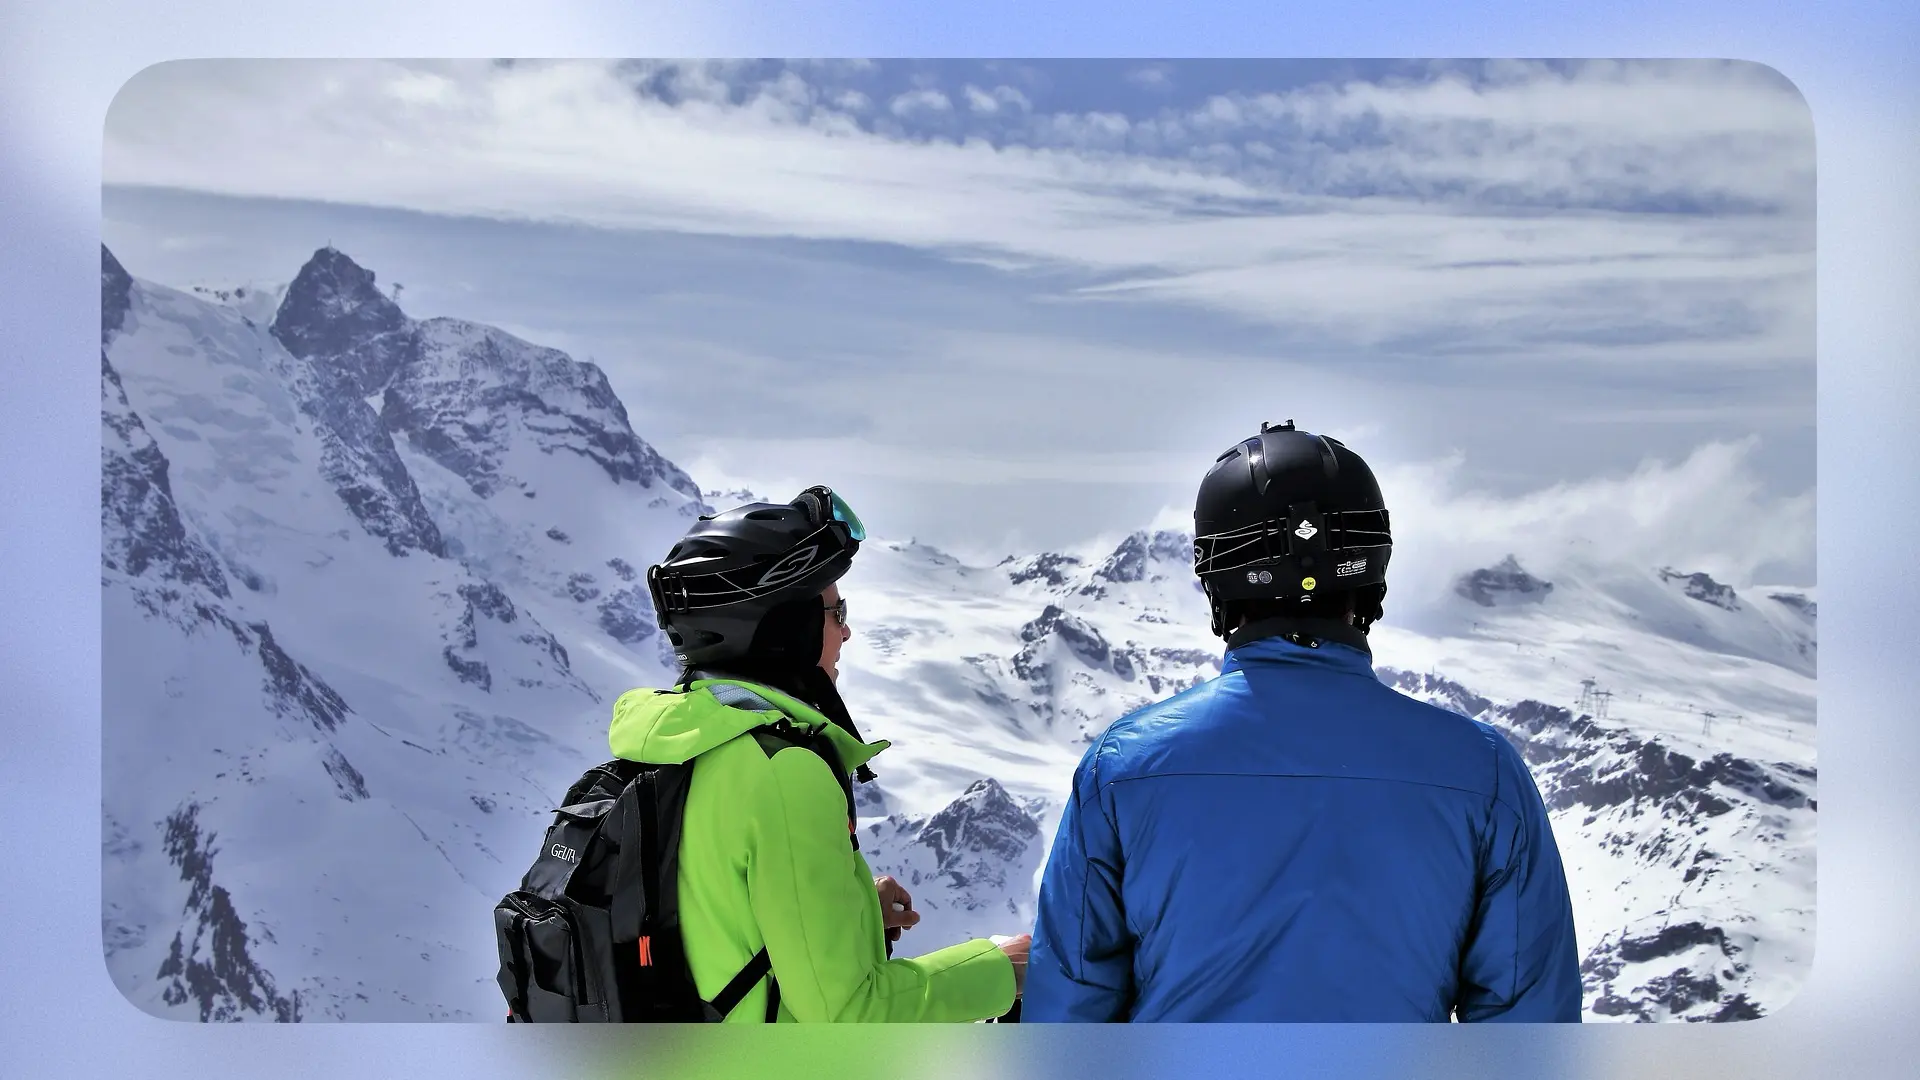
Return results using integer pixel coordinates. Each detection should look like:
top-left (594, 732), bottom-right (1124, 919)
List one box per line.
top-left (609, 677), bottom-right (890, 773)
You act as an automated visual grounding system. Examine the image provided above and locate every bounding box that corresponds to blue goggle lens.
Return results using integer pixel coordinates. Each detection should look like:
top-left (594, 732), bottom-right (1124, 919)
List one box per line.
top-left (829, 491), bottom-right (866, 541)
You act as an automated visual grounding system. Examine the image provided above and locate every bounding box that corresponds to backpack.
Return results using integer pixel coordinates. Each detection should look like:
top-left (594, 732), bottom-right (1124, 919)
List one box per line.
top-left (492, 693), bottom-right (857, 1023)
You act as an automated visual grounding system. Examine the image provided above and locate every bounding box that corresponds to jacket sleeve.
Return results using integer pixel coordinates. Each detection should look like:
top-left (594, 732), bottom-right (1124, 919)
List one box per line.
top-left (1024, 733), bottom-right (1134, 1022)
top-left (1457, 731), bottom-right (1584, 1022)
top-left (744, 744), bottom-right (1016, 1023)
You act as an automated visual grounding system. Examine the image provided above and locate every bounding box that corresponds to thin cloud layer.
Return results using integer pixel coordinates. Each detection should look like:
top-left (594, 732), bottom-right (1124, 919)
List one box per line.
top-left (105, 59), bottom-right (1813, 361)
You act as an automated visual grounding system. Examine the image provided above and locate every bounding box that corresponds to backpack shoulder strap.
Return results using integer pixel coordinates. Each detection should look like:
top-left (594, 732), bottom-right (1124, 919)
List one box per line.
top-left (749, 720), bottom-right (860, 853)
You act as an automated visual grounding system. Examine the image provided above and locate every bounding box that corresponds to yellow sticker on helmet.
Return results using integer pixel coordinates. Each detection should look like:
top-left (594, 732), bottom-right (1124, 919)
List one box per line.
top-left (1302, 576), bottom-right (1317, 590)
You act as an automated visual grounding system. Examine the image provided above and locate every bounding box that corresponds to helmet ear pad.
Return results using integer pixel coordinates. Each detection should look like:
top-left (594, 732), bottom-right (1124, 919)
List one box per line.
top-left (743, 595), bottom-right (827, 669)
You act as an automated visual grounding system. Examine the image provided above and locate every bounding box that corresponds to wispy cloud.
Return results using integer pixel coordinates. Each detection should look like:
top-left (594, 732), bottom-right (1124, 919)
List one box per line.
top-left (1125, 64), bottom-right (1175, 92)
top-left (105, 59), bottom-right (1812, 365)
top-left (889, 87), bottom-right (953, 117)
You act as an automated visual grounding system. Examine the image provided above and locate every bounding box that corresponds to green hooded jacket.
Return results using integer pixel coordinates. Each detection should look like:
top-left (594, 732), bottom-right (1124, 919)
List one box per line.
top-left (608, 677), bottom-right (1017, 1023)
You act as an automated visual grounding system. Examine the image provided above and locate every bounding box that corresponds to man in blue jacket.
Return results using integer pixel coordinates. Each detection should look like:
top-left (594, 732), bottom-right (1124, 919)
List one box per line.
top-left (1024, 421), bottom-right (1582, 1023)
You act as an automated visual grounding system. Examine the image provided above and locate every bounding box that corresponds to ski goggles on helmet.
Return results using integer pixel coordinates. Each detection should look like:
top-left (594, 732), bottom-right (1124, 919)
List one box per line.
top-left (794, 485), bottom-right (866, 542)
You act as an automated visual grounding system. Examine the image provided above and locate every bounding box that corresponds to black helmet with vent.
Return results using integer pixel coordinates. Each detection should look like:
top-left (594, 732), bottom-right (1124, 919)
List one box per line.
top-left (647, 486), bottom-right (865, 666)
top-left (1193, 420), bottom-right (1392, 637)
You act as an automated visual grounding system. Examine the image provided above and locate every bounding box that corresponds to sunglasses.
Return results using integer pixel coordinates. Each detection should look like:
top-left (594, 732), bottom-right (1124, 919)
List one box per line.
top-left (823, 597), bottom-right (849, 627)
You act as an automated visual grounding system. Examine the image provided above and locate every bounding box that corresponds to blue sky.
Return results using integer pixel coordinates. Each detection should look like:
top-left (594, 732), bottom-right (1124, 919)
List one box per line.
top-left (101, 59), bottom-right (1815, 583)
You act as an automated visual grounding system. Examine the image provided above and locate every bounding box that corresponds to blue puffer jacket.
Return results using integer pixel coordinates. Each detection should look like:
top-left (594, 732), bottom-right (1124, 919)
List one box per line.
top-left (1025, 628), bottom-right (1582, 1022)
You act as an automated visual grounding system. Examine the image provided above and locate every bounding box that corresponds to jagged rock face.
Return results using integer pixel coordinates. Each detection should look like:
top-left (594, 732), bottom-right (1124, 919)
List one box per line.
top-left (269, 247), bottom-right (411, 396)
top-left (249, 620), bottom-right (352, 736)
top-left (1381, 667), bottom-right (1814, 1022)
top-left (1768, 592), bottom-right (1815, 619)
top-left (437, 577), bottom-right (592, 699)
top-left (260, 249), bottom-right (442, 557)
top-left (102, 352), bottom-right (232, 596)
top-left (384, 319), bottom-right (702, 499)
top-left (302, 374), bottom-right (447, 557)
top-left (595, 585), bottom-right (657, 646)
top-left (1093, 530), bottom-right (1195, 584)
top-left (156, 804), bottom-right (302, 1022)
top-left (1007, 552), bottom-right (1084, 587)
top-left (1582, 919), bottom-right (1764, 1022)
top-left (918, 778), bottom-right (1042, 875)
top-left (862, 779), bottom-right (1046, 940)
top-left (1014, 604), bottom-right (1131, 684)
top-left (102, 245), bottom-right (134, 345)
top-left (1661, 568), bottom-right (1741, 611)
top-left (1455, 554), bottom-right (1554, 607)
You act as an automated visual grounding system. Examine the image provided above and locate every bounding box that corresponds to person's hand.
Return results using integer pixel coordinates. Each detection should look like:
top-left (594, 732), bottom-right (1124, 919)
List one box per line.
top-left (874, 875), bottom-right (920, 943)
top-left (993, 933), bottom-right (1031, 997)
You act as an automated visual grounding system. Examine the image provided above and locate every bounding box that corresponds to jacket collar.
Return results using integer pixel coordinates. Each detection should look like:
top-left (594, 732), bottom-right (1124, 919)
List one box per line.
top-left (1222, 616), bottom-right (1377, 676)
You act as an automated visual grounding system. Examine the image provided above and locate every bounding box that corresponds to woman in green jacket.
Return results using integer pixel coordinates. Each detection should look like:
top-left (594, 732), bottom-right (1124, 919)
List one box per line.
top-left (626, 485), bottom-right (1029, 1022)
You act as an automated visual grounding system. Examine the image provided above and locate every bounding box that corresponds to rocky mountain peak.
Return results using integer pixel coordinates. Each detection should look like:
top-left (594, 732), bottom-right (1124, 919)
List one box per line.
top-left (1455, 554), bottom-right (1554, 608)
top-left (270, 247), bottom-right (410, 389)
top-left (1659, 568), bottom-right (1741, 612)
top-left (1095, 529), bottom-right (1195, 584)
top-left (917, 778), bottom-right (1041, 871)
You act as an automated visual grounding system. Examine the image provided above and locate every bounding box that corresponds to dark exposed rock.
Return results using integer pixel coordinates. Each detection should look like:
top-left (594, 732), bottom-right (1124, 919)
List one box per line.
top-left (1150, 647), bottom-right (1221, 670)
top-left (102, 352), bottom-right (232, 597)
top-left (270, 247), bottom-right (411, 396)
top-left (1008, 552), bottom-right (1083, 588)
top-left (916, 778), bottom-right (1041, 884)
top-left (1768, 592), bottom-right (1815, 619)
top-left (1094, 530), bottom-right (1193, 584)
top-left (597, 585), bottom-right (657, 646)
top-left (458, 582), bottom-right (516, 624)
top-left (442, 646), bottom-right (492, 691)
top-left (1659, 568), bottom-right (1741, 612)
top-left (382, 319), bottom-right (703, 499)
top-left (566, 573), bottom-right (601, 602)
top-left (102, 245), bottom-right (134, 345)
top-left (249, 620), bottom-right (350, 733)
top-left (1014, 604), bottom-right (1118, 682)
top-left (1454, 555), bottom-right (1553, 608)
top-left (321, 746), bottom-right (369, 801)
top-left (156, 804), bottom-right (301, 1022)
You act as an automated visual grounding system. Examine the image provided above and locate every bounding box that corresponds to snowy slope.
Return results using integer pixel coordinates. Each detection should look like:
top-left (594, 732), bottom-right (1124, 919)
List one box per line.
top-left (102, 246), bottom-right (1813, 1023)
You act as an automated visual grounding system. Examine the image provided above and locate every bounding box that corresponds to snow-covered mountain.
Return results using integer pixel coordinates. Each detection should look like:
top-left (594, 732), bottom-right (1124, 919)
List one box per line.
top-left (102, 247), bottom-right (1813, 1024)
top-left (101, 245), bottom-right (704, 1020)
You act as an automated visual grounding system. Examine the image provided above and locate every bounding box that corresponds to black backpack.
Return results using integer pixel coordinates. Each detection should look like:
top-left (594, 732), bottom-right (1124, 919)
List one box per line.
top-left (493, 698), bottom-right (857, 1023)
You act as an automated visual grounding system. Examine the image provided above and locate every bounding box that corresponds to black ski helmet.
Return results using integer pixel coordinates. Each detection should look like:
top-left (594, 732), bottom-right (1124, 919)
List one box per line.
top-left (1193, 420), bottom-right (1392, 637)
top-left (647, 486), bottom-right (866, 666)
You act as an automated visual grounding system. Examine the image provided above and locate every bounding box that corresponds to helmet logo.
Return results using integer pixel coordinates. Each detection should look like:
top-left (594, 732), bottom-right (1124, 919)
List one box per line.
top-left (1246, 570), bottom-right (1273, 585)
top-left (1302, 576), bottom-right (1318, 591)
top-left (1294, 521), bottom-right (1319, 541)
top-left (757, 544), bottom-right (821, 587)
